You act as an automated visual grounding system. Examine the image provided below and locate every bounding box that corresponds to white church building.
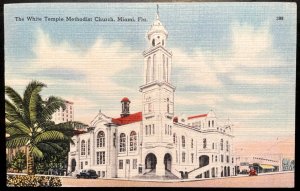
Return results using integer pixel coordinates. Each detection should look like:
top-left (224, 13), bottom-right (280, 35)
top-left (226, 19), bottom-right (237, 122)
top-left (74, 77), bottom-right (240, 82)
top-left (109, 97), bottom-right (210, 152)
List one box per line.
top-left (68, 10), bottom-right (235, 180)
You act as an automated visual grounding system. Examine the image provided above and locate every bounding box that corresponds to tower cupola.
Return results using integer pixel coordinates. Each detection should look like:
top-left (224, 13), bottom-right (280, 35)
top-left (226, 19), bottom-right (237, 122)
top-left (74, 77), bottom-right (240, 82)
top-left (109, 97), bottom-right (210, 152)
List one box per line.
top-left (147, 5), bottom-right (168, 47)
top-left (121, 97), bottom-right (130, 117)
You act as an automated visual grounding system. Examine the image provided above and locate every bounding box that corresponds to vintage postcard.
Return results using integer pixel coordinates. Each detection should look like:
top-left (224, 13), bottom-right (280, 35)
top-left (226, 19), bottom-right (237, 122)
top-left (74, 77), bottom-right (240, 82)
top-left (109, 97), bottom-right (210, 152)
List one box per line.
top-left (5, 2), bottom-right (295, 188)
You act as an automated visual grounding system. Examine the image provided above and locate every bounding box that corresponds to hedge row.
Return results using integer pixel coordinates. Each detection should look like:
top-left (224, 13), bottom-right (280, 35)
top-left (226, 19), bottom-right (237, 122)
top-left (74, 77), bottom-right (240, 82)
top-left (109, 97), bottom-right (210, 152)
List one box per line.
top-left (7, 175), bottom-right (62, 187)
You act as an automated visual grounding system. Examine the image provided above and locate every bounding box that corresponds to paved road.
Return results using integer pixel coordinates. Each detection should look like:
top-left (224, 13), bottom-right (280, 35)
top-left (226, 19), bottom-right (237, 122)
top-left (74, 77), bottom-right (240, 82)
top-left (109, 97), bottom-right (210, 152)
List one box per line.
top-left (61, 172), bottom-right (294, 187)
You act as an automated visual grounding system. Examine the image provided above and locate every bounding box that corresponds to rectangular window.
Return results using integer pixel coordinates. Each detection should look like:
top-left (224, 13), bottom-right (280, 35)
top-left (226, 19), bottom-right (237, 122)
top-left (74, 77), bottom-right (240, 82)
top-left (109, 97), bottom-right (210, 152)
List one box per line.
top-left (148, 103), bottom-right (152, 112)
top-left (85, 161), bottom-right (88, 165)
top-left (119, 160), bottom-right (123, 169)
top-left (191, 153), bottom-right (194, 163)
top-left (203, 138), bottom-right (207, 149)
top-left (102, 171), bottom-right (105, 178)
top-left (226, 155), bottom-right (229, 163)
top-left (133, 159), bottom-right (137, 169)
top-left (81, 162), bottom-right (83, 169)
top-left (221, 155), bottom-right (224, 162)
top-left (182, 152), bottom-right (185, 163)
top-left (182, 136), bottom-right (185, 148)
top-left (165, 124), bottom-right (167, 134)
top-left (145, 125), bottom-right (148, 135)
top-left (176, 150), bottom-right (178, 163)
top-left (152, 124), bottom-right (155, 134)
top-left (191, 139), bottom-right (193, 148)
top-left (97, 151), bottom-right (105, 164)
top-left (87, 140), bottom-right (90, 155)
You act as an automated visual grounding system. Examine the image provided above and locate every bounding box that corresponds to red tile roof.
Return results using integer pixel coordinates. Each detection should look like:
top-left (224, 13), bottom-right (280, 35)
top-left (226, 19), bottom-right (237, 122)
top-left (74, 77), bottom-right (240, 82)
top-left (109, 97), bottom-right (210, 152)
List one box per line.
top-left (121, 97), bottom-right (130, 102)
top-left (112, 112), bottom-right (142, 125)
top-left (188, 114), bottom-right (207, 120)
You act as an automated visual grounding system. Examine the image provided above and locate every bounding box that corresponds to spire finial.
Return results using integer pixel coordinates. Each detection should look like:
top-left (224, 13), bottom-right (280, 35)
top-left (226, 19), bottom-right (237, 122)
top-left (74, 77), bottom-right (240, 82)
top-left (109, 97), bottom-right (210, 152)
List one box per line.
top-left (156, 4), bottom-right (159, 19)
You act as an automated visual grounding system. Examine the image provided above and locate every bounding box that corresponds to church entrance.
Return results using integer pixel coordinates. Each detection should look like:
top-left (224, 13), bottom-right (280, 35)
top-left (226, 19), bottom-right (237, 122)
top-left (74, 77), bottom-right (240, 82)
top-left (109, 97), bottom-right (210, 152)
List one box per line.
top-left (71, 159), bottom-right (76, 172)
top-left (164, 153), bottom-right (172, 171)
top-left (145, 153), bottom-right (157, 170)
top-left (199, 155), bottom-right (209, 168)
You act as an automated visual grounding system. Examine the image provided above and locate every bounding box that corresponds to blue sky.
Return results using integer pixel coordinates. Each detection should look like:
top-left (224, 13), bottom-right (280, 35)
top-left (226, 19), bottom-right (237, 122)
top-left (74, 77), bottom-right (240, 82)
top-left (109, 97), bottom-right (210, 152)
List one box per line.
top-left (4, 3), bottom-right (296, 144)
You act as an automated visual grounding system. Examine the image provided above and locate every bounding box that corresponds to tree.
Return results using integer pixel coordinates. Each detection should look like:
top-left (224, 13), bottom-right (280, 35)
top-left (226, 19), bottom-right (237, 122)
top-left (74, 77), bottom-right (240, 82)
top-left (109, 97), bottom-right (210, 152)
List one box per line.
top-left (5, 80), bottom-right (85, 175)
top-left (10, 151), bottom-right (26, 173)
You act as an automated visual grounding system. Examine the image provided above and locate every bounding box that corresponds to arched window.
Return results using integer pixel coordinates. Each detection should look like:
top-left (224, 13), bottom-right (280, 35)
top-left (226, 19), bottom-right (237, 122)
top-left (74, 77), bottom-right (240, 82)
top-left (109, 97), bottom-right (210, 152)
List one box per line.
top-left (203, 138), bottom-right (207, 149)
top-left (212, 120), bottom-right (214, 127)
top-left (120, 133), bottom-right (126, 152)
top-left (212, 142), bottom-right (214, 149)
top-left (130, 131), bottom-right (137, 151)
top-left (97, 131), bottom-right (105, 147)
top-left (182, 136), bottom-right (185, 148)
top-left (173, 133), bottom-right (176, 144)
top-left (191, 139), bottom-right (194, 148)
top-left (208, 120), bottom-right (210, 127)
top-left (221, 139), bottom-right (224, 150)
top-left (81, 140), bottom-right (86, 156)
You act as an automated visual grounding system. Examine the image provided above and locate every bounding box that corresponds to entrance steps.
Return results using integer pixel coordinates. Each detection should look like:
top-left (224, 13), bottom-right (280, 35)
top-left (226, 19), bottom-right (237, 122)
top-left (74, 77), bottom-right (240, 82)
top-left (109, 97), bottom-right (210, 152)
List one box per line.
top-left (133, 169), bottom-right (179, 180)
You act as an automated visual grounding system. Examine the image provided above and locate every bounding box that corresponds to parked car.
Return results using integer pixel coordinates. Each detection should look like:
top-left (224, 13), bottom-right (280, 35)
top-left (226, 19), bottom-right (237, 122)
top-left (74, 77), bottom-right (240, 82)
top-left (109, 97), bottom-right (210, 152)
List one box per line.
top-left (76, 169), bottom-right (98, 179)
top-left (249, 168), bottom-right (257, 176)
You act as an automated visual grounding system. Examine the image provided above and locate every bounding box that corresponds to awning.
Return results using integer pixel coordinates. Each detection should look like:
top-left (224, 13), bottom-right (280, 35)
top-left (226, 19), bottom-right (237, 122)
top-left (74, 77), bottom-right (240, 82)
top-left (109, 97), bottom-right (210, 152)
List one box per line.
top-left (259, 164), bottom-right (275, 169)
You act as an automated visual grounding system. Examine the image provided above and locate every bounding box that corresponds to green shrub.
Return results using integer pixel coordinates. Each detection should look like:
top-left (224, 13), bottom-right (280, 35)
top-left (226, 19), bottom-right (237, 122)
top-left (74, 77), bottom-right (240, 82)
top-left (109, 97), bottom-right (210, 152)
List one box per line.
top-left (7, 175), bottom-right (62, 187)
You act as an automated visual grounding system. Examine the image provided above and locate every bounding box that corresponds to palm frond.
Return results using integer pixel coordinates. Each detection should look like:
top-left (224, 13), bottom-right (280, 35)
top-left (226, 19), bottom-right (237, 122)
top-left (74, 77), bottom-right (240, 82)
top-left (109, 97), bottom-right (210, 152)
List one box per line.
top-left (5, 100), bottom-right (29, 130)
top-left (34, 130), bottom-right (66, 143)
top-left (5, 100), bottom-right (22, 119)
top-left (38, 96), bottom-right (66, 124)
top-left (6, 126), bottom-right (23, 136)
top-left (6, 136), bottom-right (30, 148)
top-left (23, 80), bottom-right (46, 125)
top-left (30, 145), bottom-right (44, 158)
top-left (38, 142), bottom-right (64, 154)
top-left (5, 86), bottom-right (23, 111)
top-left (6, 120), bottom-right (31, 135)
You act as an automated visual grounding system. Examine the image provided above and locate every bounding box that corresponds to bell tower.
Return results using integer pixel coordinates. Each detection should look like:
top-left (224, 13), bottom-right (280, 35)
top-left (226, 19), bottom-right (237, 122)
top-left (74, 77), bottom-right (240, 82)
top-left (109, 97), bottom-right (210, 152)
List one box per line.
top-left (139, 5), bottom-right (175, 147)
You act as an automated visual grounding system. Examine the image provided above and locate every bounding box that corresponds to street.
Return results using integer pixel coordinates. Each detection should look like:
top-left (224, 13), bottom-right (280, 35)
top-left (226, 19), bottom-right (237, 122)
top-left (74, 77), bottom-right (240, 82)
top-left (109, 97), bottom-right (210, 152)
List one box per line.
top-left (61, 172), bottom-right (294, 187)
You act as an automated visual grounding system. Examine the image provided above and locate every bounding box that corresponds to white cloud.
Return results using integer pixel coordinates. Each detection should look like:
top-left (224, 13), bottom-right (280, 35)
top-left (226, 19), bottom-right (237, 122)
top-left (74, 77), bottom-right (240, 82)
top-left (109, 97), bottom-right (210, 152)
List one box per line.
top-left (172, 48), bottom-right (223, 88)
top-left (226, 108), bottom-right (271, 118)
top-left (172, 22), bottom-right (285, 90)
top-left (30, 28), bottom-right (139, 94)
top-left (229, 74), bottom-right (284, 85)
top-left (228, 94), bottom-right (264, 103)
top-left (176, 94), bottom-right (224, 107)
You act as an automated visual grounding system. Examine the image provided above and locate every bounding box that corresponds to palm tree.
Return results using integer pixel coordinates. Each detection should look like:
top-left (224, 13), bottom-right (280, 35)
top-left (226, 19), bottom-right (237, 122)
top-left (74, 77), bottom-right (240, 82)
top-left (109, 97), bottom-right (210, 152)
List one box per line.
top-left (5, 80), bottom-right (85, 175)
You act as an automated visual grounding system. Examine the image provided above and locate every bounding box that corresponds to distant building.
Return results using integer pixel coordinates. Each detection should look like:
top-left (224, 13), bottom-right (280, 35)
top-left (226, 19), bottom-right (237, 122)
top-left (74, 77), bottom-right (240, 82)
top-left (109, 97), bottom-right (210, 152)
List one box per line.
top-left (52, 100), bottom-right (74, 124)
top-left (235, 154), bottom-right (284, 174)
